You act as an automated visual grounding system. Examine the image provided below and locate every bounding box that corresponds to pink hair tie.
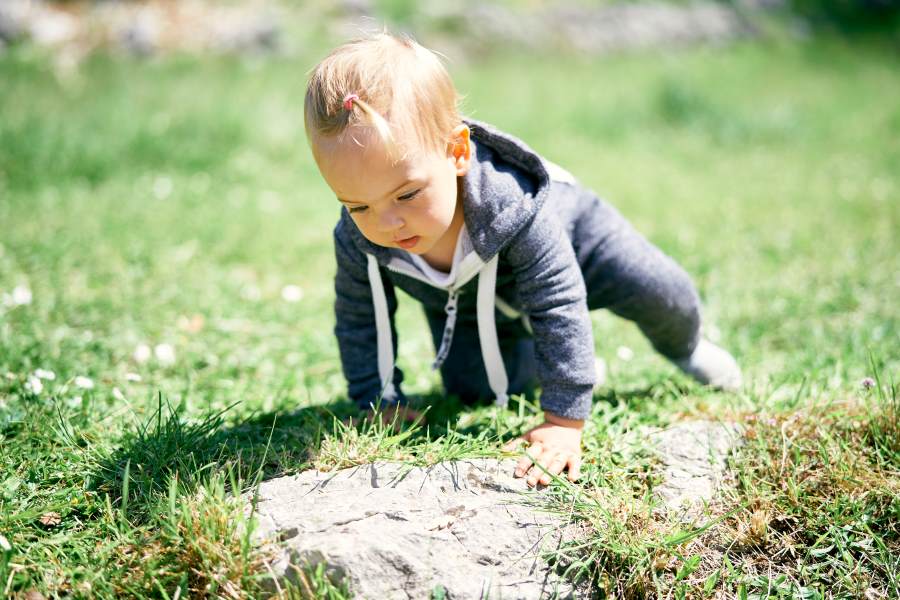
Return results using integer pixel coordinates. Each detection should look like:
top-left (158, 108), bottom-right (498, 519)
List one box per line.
top-left (342, 93), bottom-right (359, 111)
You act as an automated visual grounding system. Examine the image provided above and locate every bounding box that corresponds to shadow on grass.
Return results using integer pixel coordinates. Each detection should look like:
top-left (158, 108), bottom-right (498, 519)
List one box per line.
top-left (89, 390), bottom-right (494, 520)
top-left (89, 394), bottom-right (340, 520)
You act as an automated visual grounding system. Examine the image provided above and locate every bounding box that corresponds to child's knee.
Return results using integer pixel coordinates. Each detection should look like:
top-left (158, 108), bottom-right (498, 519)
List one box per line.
top-left (638, 278), bottom-right (702, 359)
top-left (595, 255), bottom-right (702, 359)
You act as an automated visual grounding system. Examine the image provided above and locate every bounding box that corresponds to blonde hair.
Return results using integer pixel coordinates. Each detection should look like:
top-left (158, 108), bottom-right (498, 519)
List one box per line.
top-left (304, 32), bottom-right (462, 160)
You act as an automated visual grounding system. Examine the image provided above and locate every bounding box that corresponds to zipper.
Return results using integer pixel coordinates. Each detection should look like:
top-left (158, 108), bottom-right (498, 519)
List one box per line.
top-left (431, 289), bottom-right (459, 370)
top-left (382, 253), bottom-right (484, 371)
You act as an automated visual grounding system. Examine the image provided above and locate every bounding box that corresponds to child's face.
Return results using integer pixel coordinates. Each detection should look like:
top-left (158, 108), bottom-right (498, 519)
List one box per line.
top-left (312, 125), bottom-right (471, 255)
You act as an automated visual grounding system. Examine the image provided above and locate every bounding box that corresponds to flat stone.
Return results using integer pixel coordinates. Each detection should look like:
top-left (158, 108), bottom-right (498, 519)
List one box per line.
top-left (645, 420), bottom-right (742, 518)
top-left (249, 458), bottom-right (580, 599)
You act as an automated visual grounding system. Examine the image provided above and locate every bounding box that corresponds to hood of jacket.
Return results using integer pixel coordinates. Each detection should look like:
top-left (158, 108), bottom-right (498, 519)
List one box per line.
top-left (341, 118), bottom-right (552, 264)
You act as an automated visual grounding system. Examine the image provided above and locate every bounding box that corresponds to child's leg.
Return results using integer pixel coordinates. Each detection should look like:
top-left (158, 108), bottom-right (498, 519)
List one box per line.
top-left (574, 194), bottom-right (741, 389)
top-left (576, 195), bottom-right (701, 358)
top-left (424, 310), bottom-right (538, 404)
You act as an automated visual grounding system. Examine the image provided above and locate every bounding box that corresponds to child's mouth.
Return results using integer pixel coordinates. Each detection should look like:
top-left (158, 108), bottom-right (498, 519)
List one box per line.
top-left (396, 236), bottom-right (420, 249)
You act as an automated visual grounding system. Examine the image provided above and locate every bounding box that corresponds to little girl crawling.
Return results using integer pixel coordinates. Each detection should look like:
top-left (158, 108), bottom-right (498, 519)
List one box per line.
top-left (304, 33), bottom-right (742, 487)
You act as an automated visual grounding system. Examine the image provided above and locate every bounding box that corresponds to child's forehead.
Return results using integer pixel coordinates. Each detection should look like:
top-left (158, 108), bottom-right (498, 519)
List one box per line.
top-left (316, 128), bottom-right (392, 163)
top-left (314, 126), bottom-right (436, 172)
top-left (313, 128), bottom-right (437, 201)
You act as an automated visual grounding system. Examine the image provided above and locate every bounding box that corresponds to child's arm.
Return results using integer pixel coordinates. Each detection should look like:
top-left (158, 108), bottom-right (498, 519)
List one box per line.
top-left (503, 412), bottom-right (583, 486)
top-left (333, 218), bottom-right (407, 411)
top-left (502, 204), bottom-right (597, 421)
top-left (494, 196), bottom-right (598, 484)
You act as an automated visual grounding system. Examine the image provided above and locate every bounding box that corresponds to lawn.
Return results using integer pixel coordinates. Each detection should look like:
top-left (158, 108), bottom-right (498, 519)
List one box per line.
top-left (1, 33), bottom-right (898, 598)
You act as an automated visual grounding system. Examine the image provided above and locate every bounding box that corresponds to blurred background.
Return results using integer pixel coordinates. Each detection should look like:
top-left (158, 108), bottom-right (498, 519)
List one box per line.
top-left (0, 0), bottom-right (899, 69)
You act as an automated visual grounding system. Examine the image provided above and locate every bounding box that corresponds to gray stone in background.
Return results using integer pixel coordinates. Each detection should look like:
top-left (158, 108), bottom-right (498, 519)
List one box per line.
top-left (250, 458), bottom-right (581, 599)
top-left (414, 0), bottom-right (753, 58)
top-left (546, 2), bottom-right (751, 54)
top-left (1, 1), bottom-right (282, 59)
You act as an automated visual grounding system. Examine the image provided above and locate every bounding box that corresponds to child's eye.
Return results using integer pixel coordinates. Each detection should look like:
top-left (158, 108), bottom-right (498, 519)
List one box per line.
top-left (398, 189), bottom-right (420, 201)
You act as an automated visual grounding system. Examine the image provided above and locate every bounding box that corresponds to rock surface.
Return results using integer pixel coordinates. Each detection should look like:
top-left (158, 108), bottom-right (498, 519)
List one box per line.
top-left (250, 458), bottom-right (581, 599)
top-left (648, 420), bottom-right (742, 518)
top-left (249, 421), bottom-right (741, 598)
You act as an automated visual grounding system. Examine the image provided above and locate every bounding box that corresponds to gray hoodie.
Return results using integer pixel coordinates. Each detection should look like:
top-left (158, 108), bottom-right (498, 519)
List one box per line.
top-left (332, 119), bottom-right (600, 420)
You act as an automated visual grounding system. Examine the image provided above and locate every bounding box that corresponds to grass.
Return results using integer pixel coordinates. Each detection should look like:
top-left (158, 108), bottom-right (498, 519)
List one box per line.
top-left (1, 31), bottom-right (898, 599)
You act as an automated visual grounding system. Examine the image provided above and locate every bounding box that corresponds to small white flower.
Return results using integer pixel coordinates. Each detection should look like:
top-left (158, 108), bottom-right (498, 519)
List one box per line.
top-left (133, 343), bottom-right (152, 364)
top-left (0, 533), bottom-right (11, 551)
top-left (616, 346), bottom-right (634, 362)
top-left (241, 284), bottom-right (262, 302)
top-left (125, 372), bottom-right (142, 382)
top-left (154, 343), bottom-right (176, 366)
top-left (74, 376), bottom-right (94, 390)
top-left (12, 285), bottom-right (32, 306)
top-left (34, 368), bottom-right (56, 381)
top-left (280, 285), bottom-right (304, 303)
top-left (69, 395), bottom-right (83, 408)
top-left (25, 376), bottom-right (43, 394)
top-left (153, 175), bottom-right (173, 200)
top-left (112, 387), bottom-right (126, 401)
top-left (594, 357), bottom-right (607, 388)
top-left (4, 372), bottom-right (15, 380)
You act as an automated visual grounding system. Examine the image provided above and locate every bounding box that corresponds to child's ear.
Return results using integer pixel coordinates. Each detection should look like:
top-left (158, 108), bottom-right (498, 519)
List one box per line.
top-left (447, 124), bottom-right (471, 176)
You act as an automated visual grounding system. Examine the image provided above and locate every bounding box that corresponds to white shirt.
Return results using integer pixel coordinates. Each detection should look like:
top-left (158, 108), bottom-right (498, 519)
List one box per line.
top-left (405, 224), bottom-right (474, 287)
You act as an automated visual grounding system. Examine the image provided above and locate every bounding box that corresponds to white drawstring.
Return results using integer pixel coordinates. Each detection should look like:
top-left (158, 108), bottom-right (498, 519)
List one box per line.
top-left (367, 252), bottom-right (510, 408)
top-left (477, 255), bottom-right (509, 407)
top-left (366, 254), bottom-right (397, 402)
top-left (496, 295), bottom-right (533, 334)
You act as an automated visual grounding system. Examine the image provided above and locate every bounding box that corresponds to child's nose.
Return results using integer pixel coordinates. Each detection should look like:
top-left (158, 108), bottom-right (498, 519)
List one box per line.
top-left (377, 210), bottom-right (404, 232)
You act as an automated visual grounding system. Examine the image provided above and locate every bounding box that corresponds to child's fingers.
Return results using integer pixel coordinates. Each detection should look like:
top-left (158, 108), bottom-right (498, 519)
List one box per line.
top-left (526, 449), bottom-right (558, 487)
top-left (514, 442), bottom-right (544, 478)
top-left (566, 455), bottom-right (582, 482)
top-left (502, 437), bottom-right (526, 453)
top-left (533, 453), bottom-right (565, 486)
top-left (545, 454), bottom-right (569, 481)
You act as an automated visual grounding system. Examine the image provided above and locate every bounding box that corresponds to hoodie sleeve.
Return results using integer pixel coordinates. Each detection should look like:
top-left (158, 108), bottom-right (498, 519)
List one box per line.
top-left (333, 218), bottom-right (407, 411)
top-left (501, 205), bottom-right (595, 420)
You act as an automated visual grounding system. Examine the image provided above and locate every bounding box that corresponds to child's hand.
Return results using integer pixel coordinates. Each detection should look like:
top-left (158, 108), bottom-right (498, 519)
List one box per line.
top-left (502, 412), bottom-right (584, 487)
top-left (344, 404), bottom-right (424, 431)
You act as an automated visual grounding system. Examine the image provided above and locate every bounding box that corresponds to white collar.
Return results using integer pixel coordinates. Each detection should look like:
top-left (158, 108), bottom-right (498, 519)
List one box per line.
top-left (407, 224), bottom-right (470, 287)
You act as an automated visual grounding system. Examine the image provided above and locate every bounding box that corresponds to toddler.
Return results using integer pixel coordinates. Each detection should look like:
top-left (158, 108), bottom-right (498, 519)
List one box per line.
top-left (304, 33), bottom-right (742, 487)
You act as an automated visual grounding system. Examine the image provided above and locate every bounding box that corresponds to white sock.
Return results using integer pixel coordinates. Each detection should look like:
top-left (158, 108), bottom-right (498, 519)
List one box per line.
top-left (672, 339), bottom-right (743, 391)
top-left (594, 356), bottom-right (607, 389)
